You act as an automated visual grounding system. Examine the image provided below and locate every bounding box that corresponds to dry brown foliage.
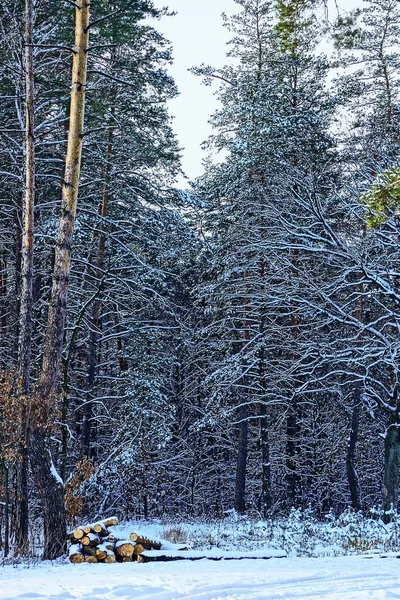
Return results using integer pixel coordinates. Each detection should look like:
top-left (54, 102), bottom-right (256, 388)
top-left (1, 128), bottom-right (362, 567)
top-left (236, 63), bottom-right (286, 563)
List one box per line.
top-left (0, 371), bottom-right (60, 464)
top-left (0, 371), bottom-right (26, 462)
top-left (162, 526), bottom-right (187, 544)
top-left (65, 457), bottom-right (96, 523)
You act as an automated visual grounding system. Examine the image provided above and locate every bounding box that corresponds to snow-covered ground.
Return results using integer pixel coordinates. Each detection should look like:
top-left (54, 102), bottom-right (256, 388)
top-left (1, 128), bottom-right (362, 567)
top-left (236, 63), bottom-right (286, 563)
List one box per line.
top-left (1, 555), bottom-right (400, 600)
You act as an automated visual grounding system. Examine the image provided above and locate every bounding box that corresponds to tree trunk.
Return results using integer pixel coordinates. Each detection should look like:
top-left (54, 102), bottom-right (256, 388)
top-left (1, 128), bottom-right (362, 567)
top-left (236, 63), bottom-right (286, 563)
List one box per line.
top-left (14, 206), bottom-right (23, 358)
top-left (234, 401), bottom-right (248, 514)
top-left (30, 1), bottom-right (90, 560)
top-left (19, 0), bottom-right (35, 399)
top-left (0, 250), bottom-right (7, 332)
top-left (82, 130), bottom-right (113, 457)
top-left (286, 398), bottom-right (297, 508)
top-left (14, 0), bottom-right (36, 555)
top-left (346, 247), bottom-right (366, 514)
top-left (260, 403), bottom-right (272, 516)
top-left (382, 412), bottom-right (400, 521)
top-left (29, 432), bottom-right (66, 558)
top-left (0, 463), bottom-right (10, 557)
top-left (234, 290), bottom-right (251, 515)
top-left (13, 457), bottom-right (29, 554)
top-left (346, 392), bottom-right (361, 512)
top-left (60, 359), bottom-right (69, 481)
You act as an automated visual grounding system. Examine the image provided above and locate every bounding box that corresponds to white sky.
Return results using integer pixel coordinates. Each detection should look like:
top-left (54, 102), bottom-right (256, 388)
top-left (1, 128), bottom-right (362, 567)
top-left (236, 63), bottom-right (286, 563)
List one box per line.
top-left (152, 0), bottom-right (363, 185)
top-left (153, 0), bottom-right (233, 185)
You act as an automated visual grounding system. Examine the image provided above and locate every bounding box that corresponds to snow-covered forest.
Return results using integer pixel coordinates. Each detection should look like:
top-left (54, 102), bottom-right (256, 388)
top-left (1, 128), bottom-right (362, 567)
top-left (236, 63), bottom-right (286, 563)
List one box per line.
top-left (2, 0), bottom-right (400, 577)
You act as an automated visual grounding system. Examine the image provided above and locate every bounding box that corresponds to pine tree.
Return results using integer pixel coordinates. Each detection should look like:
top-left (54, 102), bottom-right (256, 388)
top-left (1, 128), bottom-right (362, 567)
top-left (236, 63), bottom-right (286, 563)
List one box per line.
top-left (193, 0), bottom-right (338, 513)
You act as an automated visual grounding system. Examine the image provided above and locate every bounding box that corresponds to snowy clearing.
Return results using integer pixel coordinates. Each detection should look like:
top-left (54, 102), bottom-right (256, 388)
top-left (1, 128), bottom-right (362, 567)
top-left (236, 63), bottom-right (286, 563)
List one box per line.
top-left (2, 556), bottom-right (400, 600)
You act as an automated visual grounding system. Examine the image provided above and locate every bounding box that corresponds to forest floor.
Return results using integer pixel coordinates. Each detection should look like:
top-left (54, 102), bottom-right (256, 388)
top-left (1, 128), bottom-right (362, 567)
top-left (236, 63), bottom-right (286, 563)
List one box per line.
top-left (1, 555), bottom-right (400, 600)
top-left (2, 515), bottom-right (400, 599)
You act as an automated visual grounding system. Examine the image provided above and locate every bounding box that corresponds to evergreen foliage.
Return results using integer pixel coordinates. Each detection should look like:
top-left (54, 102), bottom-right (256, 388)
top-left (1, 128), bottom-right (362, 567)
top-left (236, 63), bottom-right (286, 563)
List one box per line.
top-left (361, 167), bottom-right (400, 228)
top-left (2, 0), bottom-right (400, 557)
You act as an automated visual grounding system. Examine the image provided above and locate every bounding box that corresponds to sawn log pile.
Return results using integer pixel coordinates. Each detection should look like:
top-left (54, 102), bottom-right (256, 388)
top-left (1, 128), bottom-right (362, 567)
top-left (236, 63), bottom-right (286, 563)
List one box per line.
top-left (68, 516), bottom-right (162, 564)
top-left (68, 517), bottom-right (285, 564)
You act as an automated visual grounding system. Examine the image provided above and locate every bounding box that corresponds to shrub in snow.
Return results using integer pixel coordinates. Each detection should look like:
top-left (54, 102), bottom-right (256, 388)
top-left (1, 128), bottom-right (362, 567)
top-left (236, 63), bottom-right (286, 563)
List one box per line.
top-left (154, 508), bottom-right (400, 557)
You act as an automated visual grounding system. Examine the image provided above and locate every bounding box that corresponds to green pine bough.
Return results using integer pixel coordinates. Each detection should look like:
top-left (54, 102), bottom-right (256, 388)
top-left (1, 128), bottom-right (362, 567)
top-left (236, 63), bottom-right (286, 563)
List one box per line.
top-left (361, 167), bottom-right (400, 228)
top-left (275, 0), bottom-right (316, 53)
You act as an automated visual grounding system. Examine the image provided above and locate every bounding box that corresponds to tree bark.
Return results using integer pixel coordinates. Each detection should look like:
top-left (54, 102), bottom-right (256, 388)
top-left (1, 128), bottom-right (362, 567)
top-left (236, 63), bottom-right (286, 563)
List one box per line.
top-left (14, 0), bottom-right (36, 555)
top-left (0, 250), bottom-right (7, 332)
top-left (234, 401), bottom-right (248, 514)
top-left (29, 432), bottom-right (67, 558)
top-left (0, 463), bottom-right (10, 557)
top-left (345, 239), bottom-right (367, 514)
top-left (19, 0), bottom-right (35, 399)
top-left (14, 204), bottom-right (23, 359)
top-left (30, 1), bottom-right (90, 560)
top-left (382, 412), bottom-right (400, 521)
top-left (82, 129), bottom-right (113, 457)
top-left (286, 398), bottom-right (298, 508)
top-left (260, 403), bottom-right (272, 516)
top-left (346, 392), bottom-right (361, 512)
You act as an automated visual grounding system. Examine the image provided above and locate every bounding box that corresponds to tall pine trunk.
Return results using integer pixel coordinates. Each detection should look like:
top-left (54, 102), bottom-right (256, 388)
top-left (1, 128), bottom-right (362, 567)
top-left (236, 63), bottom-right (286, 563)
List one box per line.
top-left (30, 1), bottom-right (90, 559)
top-left (234, 296), bottom-right (251, 514)
top-left (286, 397), bottom-right (297, 507)
top-left (260, 402), bottom-right (272, 515)
top-left (382, 411), bottom-right (400, 521)
top-left (345, 237), bottom-right (366, 512)
top-left (15, 0), bottom-right (35, 555)
top-left (346, 391), bottom-right (361, 512)
top-left (234, 401), bottom-right (248, 514)
top-left (82, 130), bottom-right (113, 457)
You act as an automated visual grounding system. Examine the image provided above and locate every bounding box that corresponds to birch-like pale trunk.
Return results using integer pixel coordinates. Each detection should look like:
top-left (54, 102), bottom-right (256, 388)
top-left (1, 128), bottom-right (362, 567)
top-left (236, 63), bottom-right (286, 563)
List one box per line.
top-left (19, 0), bottom-right (35, 395)
top-left (15, 0), bottom-right (35, 555)
top-left (30, 0), bottom-right (90, 560)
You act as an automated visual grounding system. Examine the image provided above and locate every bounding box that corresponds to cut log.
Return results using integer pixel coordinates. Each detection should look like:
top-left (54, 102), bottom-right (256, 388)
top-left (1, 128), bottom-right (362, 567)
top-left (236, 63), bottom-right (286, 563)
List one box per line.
top-left (69, 544), bottom-right (84, 563)
top-left (68, 530), bottom-right (81, 543)
top-left (101, 516), bottom-right (118, 528)
top-left (104, 542), bottom-right (115, 551)
top-left (69, 536), bottom-right (82, 545)
top-left (71, 516), bottom-right (117, 535)
top-left (96, 544), bottom-right (108, 561)
top-left (92, 523), bottom-right (110, 537)
top-left (129, 533), bottom-right (162, 550)
top-left (104, 552), bottom-right (117, 563)
top-left (85, 555), bottom-right (98, 563)
top-left (72, 528), bottom-right (84, 540)
top-left (133, 544), bottom-right (144, 555)
top-left (81, 533), bottom-right (101, 547)
top-left (115, 541), bottom-right (135, 557)
top-left (120, 556), bottom-right (132, 562)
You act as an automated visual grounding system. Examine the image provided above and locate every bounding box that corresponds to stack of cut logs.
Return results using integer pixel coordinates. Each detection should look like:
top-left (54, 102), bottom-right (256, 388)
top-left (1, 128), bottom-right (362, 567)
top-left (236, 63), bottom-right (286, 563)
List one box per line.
top-left (68, 516), bottom-right (162, 564)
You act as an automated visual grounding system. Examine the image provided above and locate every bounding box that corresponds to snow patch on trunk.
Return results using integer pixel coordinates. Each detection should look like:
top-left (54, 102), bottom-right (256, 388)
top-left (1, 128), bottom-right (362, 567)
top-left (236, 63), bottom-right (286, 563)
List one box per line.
top-left (49, 455), bottom-right (63, 486)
